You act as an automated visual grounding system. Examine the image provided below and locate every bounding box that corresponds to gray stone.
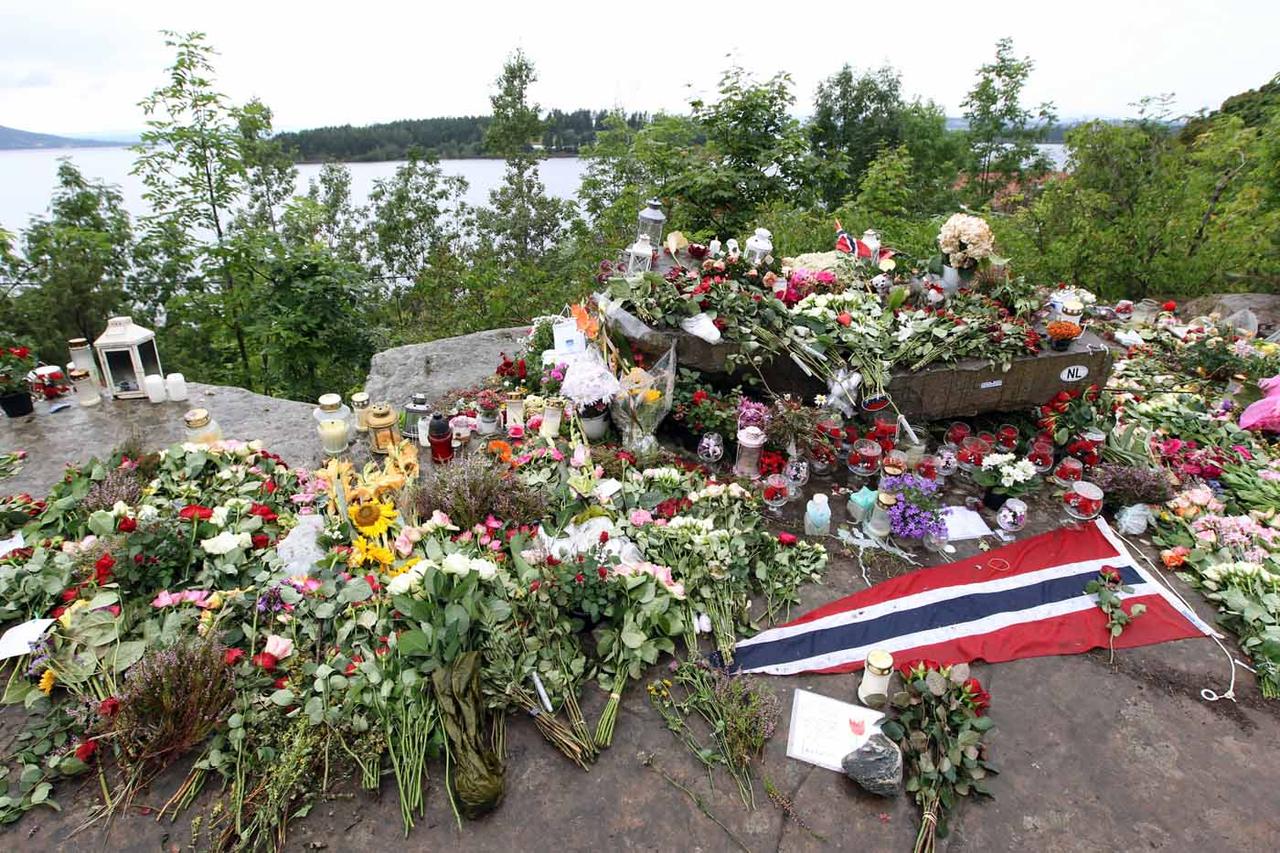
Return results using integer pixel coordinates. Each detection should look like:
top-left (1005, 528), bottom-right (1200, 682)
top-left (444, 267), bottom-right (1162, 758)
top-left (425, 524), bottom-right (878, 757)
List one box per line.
top-left (363, 327), bottom-right (529, 407)
top-left (842, 733), bottom-right (903, 797)
top-left (1183, 293), bottom-right (1280, 335)
top-left (0, 382), bottom-right (323, 499)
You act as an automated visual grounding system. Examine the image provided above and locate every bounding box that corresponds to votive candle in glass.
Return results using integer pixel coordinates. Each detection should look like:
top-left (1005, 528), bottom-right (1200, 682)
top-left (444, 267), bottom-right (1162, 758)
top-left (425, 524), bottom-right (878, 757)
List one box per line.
top-left (1063, 481), bottom-right (1104, 520)
top-left (1052, 456), bottom-right (1084, 486)
top-left (70, 368), bottom-right (100, 407)
top-left (858, 649), bottom-right (894, 708)
top-left (143, 374), bottom-right (166, 403)
top-left (996, 424), bottom-right (1019, 451)
top-left (957, 436), bottom-right (991, 472)
top-left (944, 421), bottom-right (971, 450)
top-left (881, 449), bottom-right (908, 477)
top-left (165, 373), bottom-right (188, 402)
top-left (848, 439), bottom-right (882, 478)
top-left (915, 454), bottom-right (939, 481)
top-left (1028, 440), bottom-right (1055, 473)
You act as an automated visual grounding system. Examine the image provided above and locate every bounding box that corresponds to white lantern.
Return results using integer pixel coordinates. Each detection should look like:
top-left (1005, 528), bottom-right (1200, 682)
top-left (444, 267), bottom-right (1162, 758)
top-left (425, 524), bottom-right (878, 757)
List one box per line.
top-left (93, 316), bottom-right (162, 400)
top-left (744, 227), bottom-right (773, 265)
top-left (861, 229), bottom-right (881, 268)
top-left (637, 198), bottom-right (665, 247)
top-left (625, 234), bottom-right (653, 276)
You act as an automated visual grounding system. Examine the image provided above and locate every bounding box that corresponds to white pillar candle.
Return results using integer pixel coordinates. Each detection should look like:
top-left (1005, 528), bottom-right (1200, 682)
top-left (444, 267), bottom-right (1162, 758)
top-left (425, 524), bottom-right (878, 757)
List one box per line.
top-left (318, 419), bottom-right (349, 455)
top-left (144, 374), bottom-right (167, 403)
top-left (165, 373), bottom-right (188, 402)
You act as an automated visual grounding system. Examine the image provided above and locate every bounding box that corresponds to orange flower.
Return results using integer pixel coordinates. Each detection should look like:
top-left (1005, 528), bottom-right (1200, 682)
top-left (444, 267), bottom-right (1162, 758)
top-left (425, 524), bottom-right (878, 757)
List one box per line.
top-left (571, 303), bottom-right (600, 340)
top-left (1047, 321), bottom-right (1082, 341)
top-left (487, 440), bottom-right (513, 464)
top-left (1160, 546), bottom-right (1190, 568)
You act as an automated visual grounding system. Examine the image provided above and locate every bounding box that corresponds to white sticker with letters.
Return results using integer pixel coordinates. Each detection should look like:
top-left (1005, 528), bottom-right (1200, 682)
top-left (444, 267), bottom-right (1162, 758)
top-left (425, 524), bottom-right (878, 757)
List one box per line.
top-left (979, 380), bottom-right (1003, 390)
top-left (1060, 365), bottom-right (1090, 382)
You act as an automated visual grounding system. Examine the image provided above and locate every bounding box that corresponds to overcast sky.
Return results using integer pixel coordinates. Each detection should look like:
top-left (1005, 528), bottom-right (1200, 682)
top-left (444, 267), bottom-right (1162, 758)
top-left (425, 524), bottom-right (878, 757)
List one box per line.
top-left (2, 0), bottom-right (1278, 136)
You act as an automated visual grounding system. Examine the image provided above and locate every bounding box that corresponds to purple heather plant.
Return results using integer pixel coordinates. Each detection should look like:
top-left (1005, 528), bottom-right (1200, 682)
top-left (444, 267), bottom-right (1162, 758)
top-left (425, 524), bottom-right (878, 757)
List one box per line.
top-left (879, 473), bottom-right (946, 540)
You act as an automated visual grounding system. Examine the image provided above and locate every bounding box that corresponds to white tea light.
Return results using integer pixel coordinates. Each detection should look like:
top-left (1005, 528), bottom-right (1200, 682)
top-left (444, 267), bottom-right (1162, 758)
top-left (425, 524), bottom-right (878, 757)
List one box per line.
top-left (144, 374), bottom-right (167, 403)
top-left (165, 373), bottom-right (188, 402)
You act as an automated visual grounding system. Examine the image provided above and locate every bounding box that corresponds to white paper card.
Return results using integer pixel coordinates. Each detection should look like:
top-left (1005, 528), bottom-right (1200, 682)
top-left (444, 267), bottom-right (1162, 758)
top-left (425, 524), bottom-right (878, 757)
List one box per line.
top-left (785, 688), bottom-right (884, 773)
top-left (0, 618), bottom-right (55, 661)
top-left (0, 532), bottom-right (23, 559)
top-left (552, 321), bottom-right (586, 355)
top-left (943, 506), bottom-right (993, 540)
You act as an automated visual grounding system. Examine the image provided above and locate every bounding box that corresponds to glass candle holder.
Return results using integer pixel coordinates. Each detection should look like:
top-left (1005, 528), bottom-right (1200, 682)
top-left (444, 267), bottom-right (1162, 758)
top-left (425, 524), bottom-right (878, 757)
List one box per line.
top-left (1028, 440), bottom-right (1055, 473)
top-left (915, 454), bottom-right (940, 481)
top-left (540, 399), bottom-right (564, 438)
top-left (872, 414), bottom-right (899, 442)
top-left (144, 374), bottom-right (167, 403)
top-left (70, 368), bottom-right (101, 407)
top-left (1063, 481), bottom-right (1104, 520)
top-left (1052, 456), bottom-right (1084, 486)
top-left (762, 474), bottom-right (789, 514)
top-left (783, 455), bottom-right (810, 500)
top-left (881, 449), bottom-right (909, 478)
top-left (314, 393), bottom-right (352, 456)
top-left (944, 422), bottom-right (971, 450)
top-left (865, 491), bottom-right (896, 538)
top-left (936, 447), bottom-right (959, 480)
top-left (697, 432), bottom-right (725, 465)
top-left (956, 436), bottom-right (991, 472)
top-left (505, 392), bottom-right (526, 427)
top-left (995, 424), bottom-right (1019, 451)
top-left (165, 373), bottom-right (188, 402)
top-left (996, 498), bottom-right (1028, 534)
top-left (183, 408), bottom-right (222, 445)
top-left (427, 413), bottom-right (454, 464)
top-left (848, 439), bottom-right (882, 478)
top-left (350, 392), bottom-right (371, 432)
top-left (734, 426), bottom-right (767, 479)
top-left (976, 431), bottom-right (997, 448)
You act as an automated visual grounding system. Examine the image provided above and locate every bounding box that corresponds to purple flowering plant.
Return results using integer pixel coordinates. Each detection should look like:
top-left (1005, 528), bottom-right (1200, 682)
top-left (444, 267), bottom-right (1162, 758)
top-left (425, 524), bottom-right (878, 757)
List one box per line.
top-left (879, 473), bottom-right (947, 540)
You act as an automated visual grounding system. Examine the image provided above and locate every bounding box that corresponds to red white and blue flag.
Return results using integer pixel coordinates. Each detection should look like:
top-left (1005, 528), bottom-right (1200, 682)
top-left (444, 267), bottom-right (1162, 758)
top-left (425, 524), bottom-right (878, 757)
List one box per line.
top-left (833, 219), bottom-right (870, 259)
top-left (733, 520), bottom-right (1216, 676)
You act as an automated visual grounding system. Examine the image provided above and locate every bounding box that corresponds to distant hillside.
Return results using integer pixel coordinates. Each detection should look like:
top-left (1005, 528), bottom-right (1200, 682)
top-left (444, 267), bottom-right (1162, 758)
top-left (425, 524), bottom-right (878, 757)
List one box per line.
top-left (275, 109), bottom-right (648, 163)
top-left (0, 125), bottom-right (117, 150)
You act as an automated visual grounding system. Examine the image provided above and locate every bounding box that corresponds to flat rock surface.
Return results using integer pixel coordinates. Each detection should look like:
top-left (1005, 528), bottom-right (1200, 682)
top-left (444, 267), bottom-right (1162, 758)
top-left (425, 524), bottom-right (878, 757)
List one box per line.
top-left (1184, 293), bottom-right (1280, 334)
top-left (4, 393), bottom-right (1280, 851)
top-left (363, 327), bottom-right (529, 407)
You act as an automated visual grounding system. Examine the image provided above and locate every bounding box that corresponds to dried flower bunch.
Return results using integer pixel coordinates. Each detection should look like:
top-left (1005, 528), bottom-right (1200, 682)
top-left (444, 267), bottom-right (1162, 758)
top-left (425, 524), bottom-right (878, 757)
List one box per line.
top-left (937, 213), bottom-right (995, 270)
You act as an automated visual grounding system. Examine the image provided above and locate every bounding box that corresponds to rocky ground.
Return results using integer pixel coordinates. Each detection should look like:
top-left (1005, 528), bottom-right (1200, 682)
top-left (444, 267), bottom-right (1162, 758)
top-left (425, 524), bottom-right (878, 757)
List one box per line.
top-left (3, 334), bottom-right (1280, 851)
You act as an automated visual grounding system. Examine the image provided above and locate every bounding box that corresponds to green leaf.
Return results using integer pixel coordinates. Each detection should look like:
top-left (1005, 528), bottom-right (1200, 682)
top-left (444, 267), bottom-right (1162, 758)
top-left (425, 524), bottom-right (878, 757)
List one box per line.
top-left (620, 627), bottom-right (646, 650)
top-left (269, 688), bottom-right (295, 706)
top-left (87, 511), bottom-right (116, 537)
top-left (339, 578), bottom-right (373, 604)
top-left (29, 782), bottom-right (51, 805)
top-left (880, 720), bottom-right (905, 741)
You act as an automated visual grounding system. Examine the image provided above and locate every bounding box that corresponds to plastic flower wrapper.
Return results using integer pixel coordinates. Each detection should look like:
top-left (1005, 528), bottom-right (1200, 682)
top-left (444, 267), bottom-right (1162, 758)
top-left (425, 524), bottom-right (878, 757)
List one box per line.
top-left (558, 346), bottom-right (620, 408)
top-left (609, 344), bottom-right (676, 458)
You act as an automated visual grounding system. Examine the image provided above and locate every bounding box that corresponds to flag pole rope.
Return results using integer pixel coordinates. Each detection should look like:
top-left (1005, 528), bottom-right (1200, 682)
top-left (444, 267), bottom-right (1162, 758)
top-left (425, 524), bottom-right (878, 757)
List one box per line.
top-left (1114, 529), bottom-right (1250, 703)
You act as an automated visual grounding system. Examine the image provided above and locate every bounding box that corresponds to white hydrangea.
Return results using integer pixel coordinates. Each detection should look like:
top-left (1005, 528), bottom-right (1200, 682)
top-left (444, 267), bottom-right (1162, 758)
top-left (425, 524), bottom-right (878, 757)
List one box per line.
top-left (201, 531), bottom-right (250, 555)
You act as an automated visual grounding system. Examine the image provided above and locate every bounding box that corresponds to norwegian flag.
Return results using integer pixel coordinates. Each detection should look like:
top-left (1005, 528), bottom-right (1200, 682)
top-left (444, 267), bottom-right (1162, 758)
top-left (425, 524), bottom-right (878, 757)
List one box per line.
top-left (733, 520), bottom-right (1215, 676)
top-left (833, 219), bottom-right (870, 259)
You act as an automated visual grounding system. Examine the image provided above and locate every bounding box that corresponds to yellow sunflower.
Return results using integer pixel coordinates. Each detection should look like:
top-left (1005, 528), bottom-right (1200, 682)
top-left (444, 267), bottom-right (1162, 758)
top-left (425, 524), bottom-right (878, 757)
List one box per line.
top-left (350, 536), bottom-right (394, 569)
top-left (38, 668), bottom-right (57, 695)
top-left (348, 500), bottom-right (397, 538)
top-left (385, 556), bottom-right (421, 578)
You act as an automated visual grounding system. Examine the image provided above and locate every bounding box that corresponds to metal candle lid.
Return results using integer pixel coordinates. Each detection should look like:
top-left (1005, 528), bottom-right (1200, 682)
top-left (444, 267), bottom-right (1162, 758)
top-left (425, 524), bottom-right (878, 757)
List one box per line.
top-left (350, 391), bottom-right (370, 409)
top-left (318, 393), bottom-right (342, 412)
top-left (184, 408), bottom-right (211, 428)
top-left (865, 649), bottom-right (894, 676)
top-left (366, 402), bottom-right (396, 428)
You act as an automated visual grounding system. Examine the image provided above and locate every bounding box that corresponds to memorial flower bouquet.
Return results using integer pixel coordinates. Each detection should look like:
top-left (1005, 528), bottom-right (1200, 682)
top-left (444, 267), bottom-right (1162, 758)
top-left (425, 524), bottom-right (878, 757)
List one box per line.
top-left (0, 341), bottom-right (37, 396)
top-left (971, 452), bottom-right (1039, 499)
top-left (936, 213), bottom-right (996, 273)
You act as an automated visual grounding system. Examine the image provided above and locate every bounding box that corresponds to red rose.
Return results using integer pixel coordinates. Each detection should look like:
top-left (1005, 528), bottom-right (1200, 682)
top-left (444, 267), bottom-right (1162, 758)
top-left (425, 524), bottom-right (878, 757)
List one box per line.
top-left (574, 572), bottom-right (585, 584)
top-left (10, 346), bottom-right (30, 359)
top-left (250, 503), bottom-right (279, 522)
top-left (263, 480), bottom-right (278, 495)
top-left (75, 739), bottom-right (98, 762)
top-left (529, 580), bottom-right (541, 592)
top-left (50, 606), bottom-right (66, 618)
top-left (597, 566), bottom-right (608, 579)
top-left (117, 516), bottom-right (137, 533)
top-left (60, 587), bottom-right (80, 602)
top-left (691, 389), bottom-right (709, 405)
top-left (777, 532), bottom-right (798, 547)
top-left (599, 531), bottom-right (610, 544)
top-left (1100, 566), bottom-right (1122, 583)
top-left (252, 652), bottom-right (278, 671)
top-left (345, 655), bottom-right (363, 676)
top-left (837, 312), bottom-right (853, 327)
top-left (963, 677), bottom-right (991, 714)
top-left (99, 697), bottom-right (120, 716)
top-left (364, 574), bottom-right (380, 592)
top-left (251, 534), bottom-right (270, 550)
top-left (178, 505), bottom-right (213, 521)
top-left (273, 677), bottom-right (289, 689)
top-left (1162, 300), bottom-right (1177, 312)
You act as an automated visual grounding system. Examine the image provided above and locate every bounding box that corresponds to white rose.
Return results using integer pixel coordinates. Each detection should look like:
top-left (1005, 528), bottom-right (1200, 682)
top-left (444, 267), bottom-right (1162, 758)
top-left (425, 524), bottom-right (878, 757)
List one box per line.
top-left (138, 505), bottom-right (159, 523)
top-left (387, 569), bottom-right (420, 595)
top-left (441, 552), bottom-right (473, 576)
top-left (112, 501), bottom-right (131, 516)
top-left (211, 506), bottom-right (230, 527)
top-left (470, 558), bottom-right (498, 580)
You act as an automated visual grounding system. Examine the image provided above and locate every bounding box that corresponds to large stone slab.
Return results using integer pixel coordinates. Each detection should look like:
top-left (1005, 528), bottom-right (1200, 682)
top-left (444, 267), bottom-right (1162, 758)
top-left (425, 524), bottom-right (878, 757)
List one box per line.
top-left (0, 383), bottom-right (319, 498)
top-left (363, 327), bottom-right (528, 407)
top-left (1183, 292), bottom-right (1280, 335)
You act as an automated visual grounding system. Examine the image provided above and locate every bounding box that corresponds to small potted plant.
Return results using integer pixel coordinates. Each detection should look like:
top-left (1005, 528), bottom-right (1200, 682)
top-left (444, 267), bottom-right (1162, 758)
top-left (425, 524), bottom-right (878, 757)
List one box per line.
top-left (578, 399), bottom-right (610, 440)
top-left (475, 389), bottom-right (503, 435)
top-left (971, 452), bottom-right (1040, 510)
top-left (1046, 320), bottom-right (1082, 352)
top-left (0, 342), bottom-right (37, 418)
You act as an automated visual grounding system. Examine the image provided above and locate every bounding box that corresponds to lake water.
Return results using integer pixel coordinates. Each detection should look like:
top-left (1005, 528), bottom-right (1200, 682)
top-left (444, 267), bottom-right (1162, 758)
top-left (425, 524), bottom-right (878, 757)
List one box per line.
top-left (0, 147), bottom-right (590, 231)
top-left (0, 144), bottom-right (1068, 231)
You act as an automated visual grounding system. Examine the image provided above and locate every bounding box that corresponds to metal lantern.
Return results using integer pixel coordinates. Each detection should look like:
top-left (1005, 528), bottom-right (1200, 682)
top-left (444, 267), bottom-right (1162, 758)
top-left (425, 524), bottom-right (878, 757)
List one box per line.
top-left (366, 402), bottom-right (401, 455)
top-left (93, 316), bottom-right (161, 399)
top-left (625, 235), bottom-right (653, 276)
top-left (744, 227), bottom-right (773, 265)
top-left (402, 392), bottom-right (431, 443)
top-left (637, 198), bottom-right (666, 247)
